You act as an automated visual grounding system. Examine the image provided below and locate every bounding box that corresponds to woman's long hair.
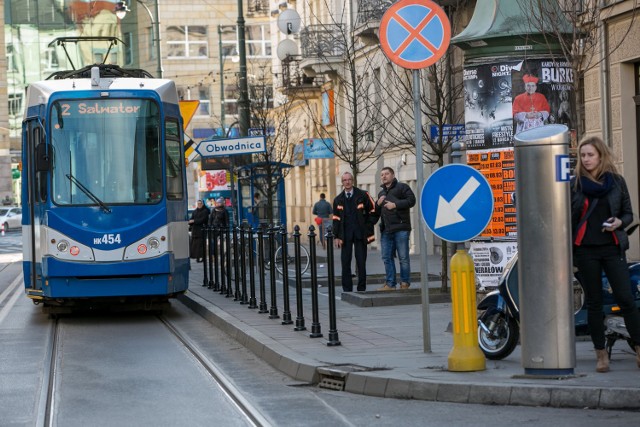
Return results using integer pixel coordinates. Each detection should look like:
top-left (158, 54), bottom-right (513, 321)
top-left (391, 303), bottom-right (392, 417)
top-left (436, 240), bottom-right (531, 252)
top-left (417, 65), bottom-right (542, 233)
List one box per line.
top-left (574, 136), bottom-right (618, 189)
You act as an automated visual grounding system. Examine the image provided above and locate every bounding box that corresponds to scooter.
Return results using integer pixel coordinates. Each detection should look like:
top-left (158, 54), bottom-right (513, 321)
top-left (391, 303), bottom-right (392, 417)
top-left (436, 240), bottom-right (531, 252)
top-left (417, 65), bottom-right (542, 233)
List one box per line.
top-left (477, 253), bottom-right (640, 360)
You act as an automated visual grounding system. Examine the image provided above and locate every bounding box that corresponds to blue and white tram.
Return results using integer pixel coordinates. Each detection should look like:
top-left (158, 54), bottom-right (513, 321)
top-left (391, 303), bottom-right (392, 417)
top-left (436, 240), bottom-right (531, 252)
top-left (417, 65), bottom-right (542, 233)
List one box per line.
top-left (21, 64), bottom-right (189, 309)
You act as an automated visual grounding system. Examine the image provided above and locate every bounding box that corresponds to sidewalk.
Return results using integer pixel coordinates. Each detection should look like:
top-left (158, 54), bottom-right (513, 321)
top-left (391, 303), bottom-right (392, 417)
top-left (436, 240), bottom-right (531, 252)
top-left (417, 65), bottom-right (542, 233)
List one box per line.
top-left (181, 246), bottom-right (640, 410)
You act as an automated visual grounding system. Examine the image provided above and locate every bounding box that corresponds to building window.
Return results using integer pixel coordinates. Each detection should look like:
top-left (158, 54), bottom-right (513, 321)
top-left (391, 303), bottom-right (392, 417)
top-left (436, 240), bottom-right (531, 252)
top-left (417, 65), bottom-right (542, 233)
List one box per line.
top-left (250, 84), bottom-right (273, 109)
top-left (167, 26), bottom-right (208, 58)
top-left (8, 92), bottom-right (23, 117)
top-left (123, 32), bottom-right (133, 65)
top-left (197, 87), bottom-right (210, 116)
top-left (148, 26), bottom-right (157, 61)
top-left (224, 84), bottom-right (239, 116)
top-left (43, 47), bottom-right (60, 72)
top-left (7, 44), bottom-right (19, 73)
top-left (246, 24), bottom-right (271, 58)
top-left (220, 25), bottom-right (237, 58)
top-left (10, 0), bottom-right (37, 24)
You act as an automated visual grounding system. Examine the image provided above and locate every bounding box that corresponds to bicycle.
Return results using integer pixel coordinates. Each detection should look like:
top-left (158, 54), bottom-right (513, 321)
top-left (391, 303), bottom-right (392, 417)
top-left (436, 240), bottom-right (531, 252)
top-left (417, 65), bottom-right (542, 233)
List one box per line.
top-left (252, 232), bottom-right (310, 277)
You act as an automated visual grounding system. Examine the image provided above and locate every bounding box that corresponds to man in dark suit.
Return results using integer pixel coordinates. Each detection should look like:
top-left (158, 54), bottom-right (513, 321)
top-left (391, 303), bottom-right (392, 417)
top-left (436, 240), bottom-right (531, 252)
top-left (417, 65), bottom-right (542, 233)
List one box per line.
top-left (332, 172), bottom-right (377, 292)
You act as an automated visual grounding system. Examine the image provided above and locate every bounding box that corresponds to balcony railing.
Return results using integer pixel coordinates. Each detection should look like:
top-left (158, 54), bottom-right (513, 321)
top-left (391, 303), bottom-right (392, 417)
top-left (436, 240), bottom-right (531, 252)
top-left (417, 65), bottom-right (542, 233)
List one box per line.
top-left (280, 57), bottom-right (326, 89)
top-left (356, 0), bottom-right (394, 24)
top-left (300, 24), bottom-right (346, 58)
top-left (247, 0), bottom-right (269, 15)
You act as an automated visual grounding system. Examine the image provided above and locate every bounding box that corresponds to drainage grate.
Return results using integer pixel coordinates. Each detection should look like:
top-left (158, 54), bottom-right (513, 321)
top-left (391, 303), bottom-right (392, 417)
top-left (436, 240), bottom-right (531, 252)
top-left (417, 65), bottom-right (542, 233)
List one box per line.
top-left (316, 364), bottom-right (388, 391)
top-left (318, 377), bottom-right (345, 391)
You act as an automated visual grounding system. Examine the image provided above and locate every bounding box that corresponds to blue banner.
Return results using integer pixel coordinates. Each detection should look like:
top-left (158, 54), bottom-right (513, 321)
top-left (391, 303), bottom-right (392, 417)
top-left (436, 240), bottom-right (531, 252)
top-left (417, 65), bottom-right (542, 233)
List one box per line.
top-left (304, 138), bottom-right (334, 159)
top-left (292, 144), bottom-right (307, 167)
top-left (429, 124), bottom-right (466, 142)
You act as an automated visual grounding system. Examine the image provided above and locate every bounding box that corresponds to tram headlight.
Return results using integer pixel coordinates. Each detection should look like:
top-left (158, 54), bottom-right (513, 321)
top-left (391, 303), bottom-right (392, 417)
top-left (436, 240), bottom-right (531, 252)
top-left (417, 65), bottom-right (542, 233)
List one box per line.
top-left (57, 240), bottom-right (70, 252)
top-left (148, 237), bottom-right (160, 249)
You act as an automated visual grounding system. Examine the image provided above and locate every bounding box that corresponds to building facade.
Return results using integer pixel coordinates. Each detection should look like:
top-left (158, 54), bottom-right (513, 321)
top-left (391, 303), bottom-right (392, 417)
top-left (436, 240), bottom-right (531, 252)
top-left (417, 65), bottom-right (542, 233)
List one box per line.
top-left (3, 0), bottom-right (639, 259)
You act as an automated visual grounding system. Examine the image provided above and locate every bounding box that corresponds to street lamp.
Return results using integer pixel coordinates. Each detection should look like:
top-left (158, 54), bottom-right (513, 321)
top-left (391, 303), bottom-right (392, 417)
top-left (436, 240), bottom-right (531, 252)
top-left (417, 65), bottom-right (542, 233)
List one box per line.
top-left (236, 0), bottom-right (250, 138)
top-left (115, 0), bottom-right (163, 78)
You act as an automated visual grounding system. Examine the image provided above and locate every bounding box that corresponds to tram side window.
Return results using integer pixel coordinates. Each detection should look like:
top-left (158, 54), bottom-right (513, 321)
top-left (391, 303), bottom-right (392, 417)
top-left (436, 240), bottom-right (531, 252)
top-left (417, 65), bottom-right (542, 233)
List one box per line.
top-left (34, 127), bottom-right (47, 202)
top-left (165, 119), bottom-right (184, 200)
top-left (141, 125), bottom-right (162, 202)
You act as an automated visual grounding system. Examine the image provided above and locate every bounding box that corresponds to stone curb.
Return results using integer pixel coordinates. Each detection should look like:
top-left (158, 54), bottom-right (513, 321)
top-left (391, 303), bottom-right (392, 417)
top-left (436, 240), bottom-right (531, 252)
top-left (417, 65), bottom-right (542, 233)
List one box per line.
top-left (178, 292), bottom-right (319, 383)
top-left (178, 292), bottom-right (640, 410)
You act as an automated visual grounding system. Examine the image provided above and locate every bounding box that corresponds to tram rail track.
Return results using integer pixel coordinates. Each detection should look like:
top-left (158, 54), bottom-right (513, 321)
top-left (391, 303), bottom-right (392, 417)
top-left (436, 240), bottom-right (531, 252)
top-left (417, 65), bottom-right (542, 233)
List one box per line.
top-left (158, 314), bottom-right (272, 427)
top-left (37, 317), bottom-right (60, 427)
top-left (22, 295), bottom-right (271, 427)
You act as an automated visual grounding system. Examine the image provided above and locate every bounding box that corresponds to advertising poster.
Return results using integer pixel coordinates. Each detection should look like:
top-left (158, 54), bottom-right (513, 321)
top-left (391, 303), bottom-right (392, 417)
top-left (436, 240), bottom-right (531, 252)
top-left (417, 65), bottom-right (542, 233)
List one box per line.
top-left (511, 59), bottom-right (576, 143)
top-left (199, 170), bottom-right (230, 192)
top-left (463, 58), bottom-right (577, 240)
top-left (470, 240), bottom-right (518, 289)
top-left (467, 148), bottom-right (516, 238)
top-left (463, 61), bottom-right (515, 150)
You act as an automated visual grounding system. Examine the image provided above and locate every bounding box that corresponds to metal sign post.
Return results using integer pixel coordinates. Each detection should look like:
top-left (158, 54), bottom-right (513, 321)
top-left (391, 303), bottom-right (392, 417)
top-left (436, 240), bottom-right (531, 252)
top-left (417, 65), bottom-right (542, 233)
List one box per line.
top-left (380, 0), bottom-right (451, 352)
top-left (421, 163), bottom-right (491, 371)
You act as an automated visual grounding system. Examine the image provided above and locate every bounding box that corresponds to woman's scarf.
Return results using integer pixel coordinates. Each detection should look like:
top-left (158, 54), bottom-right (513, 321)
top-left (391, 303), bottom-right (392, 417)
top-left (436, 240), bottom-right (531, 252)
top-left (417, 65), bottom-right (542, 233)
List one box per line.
top-left (580, 172), bottom-right (613, 198)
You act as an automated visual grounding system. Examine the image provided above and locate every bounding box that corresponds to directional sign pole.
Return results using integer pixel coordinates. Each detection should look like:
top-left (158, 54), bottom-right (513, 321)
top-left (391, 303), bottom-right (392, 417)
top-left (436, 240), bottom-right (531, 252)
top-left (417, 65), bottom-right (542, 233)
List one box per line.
top-left (414, 69), bottom-right (431, 353)
top-left (380, 0), bottom-right (453, 354)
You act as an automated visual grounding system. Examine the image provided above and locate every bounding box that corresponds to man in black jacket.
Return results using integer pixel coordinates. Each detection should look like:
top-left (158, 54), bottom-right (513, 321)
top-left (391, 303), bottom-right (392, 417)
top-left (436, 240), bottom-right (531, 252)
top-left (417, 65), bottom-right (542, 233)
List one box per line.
top-left (332, 172), bottom-right (377, 292)
top-left (376, 167), bottom-right (416, 290)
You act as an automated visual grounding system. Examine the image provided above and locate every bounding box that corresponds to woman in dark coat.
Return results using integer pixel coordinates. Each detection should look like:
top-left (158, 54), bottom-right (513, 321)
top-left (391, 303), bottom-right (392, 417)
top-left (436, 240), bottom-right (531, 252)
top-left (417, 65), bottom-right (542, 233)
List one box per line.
top-left (189, 200), bottom-right (210, 262)
top-left (209, 197), bottom-right (229, 228)
top-left (571, 136), bottom-right (640, 372)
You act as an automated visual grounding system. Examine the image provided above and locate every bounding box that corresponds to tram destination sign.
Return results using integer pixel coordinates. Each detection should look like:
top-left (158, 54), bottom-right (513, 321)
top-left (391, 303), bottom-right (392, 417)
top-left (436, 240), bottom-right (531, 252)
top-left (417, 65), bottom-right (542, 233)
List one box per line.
top-left (195, 136), bottom-right (267, 158)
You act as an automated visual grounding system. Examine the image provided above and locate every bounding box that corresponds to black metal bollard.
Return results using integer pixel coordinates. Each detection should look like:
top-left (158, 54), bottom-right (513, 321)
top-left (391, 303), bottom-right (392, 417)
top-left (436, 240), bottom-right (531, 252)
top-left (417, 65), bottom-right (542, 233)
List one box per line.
top-left (235, 224), bottom-right (244, 301)
top-left (325, 225), bottom-right (341, 346)
top-left (238, 223), bottom-right (247, 304)
top-left (268, 224), bottom-right (279, 319)
top-left (202, 226), bottom-right (209, 287)
top-left (247, 225), bottom-right (257, 309)
top-left (218, 226), bottom-right (227, 294)
top-left (239, 222), bottom-right (249, 304)
top-left (224, 225), bottom-right (233, 297)
top-left (231, 225), bottom-right (239, 298)
top-left (308, 225), bottom-right (322, 338)
top-left (293, 225), bottom-right (306, 331)
top-left (210, 225), bottom-right (218, 290)
top-left (280, 224), bottom-right (293, 325)
top-left (257, 224), bottom-right (268, 313)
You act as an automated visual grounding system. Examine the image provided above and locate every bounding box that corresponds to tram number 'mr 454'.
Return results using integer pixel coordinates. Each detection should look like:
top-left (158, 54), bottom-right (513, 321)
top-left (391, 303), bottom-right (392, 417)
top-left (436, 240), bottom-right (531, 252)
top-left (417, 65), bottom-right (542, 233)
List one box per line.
top-left (94, 234), bottom-right (122, 245)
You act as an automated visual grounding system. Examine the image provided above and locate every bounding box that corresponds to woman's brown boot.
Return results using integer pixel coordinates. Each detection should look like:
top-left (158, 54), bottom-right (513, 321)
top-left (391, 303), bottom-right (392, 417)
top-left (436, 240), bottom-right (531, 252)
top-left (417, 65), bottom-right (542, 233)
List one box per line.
top-left (595, 349), bottom-right (609, 373)
top-left (635, 346), bottom-right (640, 368)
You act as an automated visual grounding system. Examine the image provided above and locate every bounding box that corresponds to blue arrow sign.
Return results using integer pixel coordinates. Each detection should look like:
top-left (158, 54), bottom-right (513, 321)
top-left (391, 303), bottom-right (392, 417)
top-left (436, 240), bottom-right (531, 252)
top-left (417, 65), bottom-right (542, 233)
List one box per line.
top-left (421, 164), bottom-right (494, 242)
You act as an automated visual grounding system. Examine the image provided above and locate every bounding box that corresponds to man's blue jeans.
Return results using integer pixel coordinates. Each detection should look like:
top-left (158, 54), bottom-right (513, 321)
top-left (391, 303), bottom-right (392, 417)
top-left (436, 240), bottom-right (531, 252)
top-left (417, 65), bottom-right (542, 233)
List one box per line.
top-left (381, 230), bottom-right (410, 287)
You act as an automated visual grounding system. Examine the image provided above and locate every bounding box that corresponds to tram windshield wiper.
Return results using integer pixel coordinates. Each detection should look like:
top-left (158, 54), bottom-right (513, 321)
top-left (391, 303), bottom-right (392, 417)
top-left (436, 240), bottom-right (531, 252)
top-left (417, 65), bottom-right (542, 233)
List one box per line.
top-left (66, 173), bottom-right (112, 213)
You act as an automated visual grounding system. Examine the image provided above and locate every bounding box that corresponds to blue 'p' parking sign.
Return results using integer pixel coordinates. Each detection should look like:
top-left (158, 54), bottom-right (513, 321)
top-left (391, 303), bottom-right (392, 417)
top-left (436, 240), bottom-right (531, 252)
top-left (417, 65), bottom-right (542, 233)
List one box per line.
top-left (556, 155), bottom-right (570, 182)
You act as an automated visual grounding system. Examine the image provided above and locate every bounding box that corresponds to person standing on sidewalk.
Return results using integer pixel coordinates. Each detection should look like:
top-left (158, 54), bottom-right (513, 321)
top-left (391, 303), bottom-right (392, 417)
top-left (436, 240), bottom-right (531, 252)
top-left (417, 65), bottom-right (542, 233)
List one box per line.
top-left (571, 136), bottom-right (640, 372)
top-left (209, 197), bottom-right (229, 229)
top-left (376, 167), bottom-right (416, 291)
top-left (312, 193), bottom-right (332, 249)
top-left (189, 200), bottom-right (210, 262)
top-left (332, 172), bottom-right (377, 292)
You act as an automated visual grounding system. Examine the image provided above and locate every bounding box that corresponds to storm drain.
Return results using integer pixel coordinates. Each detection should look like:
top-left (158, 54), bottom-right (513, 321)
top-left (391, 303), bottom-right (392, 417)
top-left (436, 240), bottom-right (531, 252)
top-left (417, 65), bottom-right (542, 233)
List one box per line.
top-left (318, 376), bottom-right (346, 391)
top-left (316, 364), bottom-right (389, 391)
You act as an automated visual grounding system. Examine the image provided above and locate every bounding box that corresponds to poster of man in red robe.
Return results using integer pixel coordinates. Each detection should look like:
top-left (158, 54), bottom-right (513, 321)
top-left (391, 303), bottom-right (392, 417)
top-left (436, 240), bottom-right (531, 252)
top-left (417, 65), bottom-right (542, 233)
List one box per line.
top-left (512, 74), bottom-right (550, 134)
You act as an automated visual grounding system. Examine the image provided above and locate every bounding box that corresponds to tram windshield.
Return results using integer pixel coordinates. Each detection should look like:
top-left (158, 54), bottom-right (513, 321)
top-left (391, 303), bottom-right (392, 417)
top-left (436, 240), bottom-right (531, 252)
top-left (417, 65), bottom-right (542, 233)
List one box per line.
top-left (50, 99), bottom-right (166, 206)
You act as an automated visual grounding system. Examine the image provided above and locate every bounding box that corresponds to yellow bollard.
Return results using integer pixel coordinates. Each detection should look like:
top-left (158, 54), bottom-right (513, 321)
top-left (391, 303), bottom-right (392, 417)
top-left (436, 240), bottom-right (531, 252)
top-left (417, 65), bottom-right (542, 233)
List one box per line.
top-left (448, 249), bottom-right (486, 372)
